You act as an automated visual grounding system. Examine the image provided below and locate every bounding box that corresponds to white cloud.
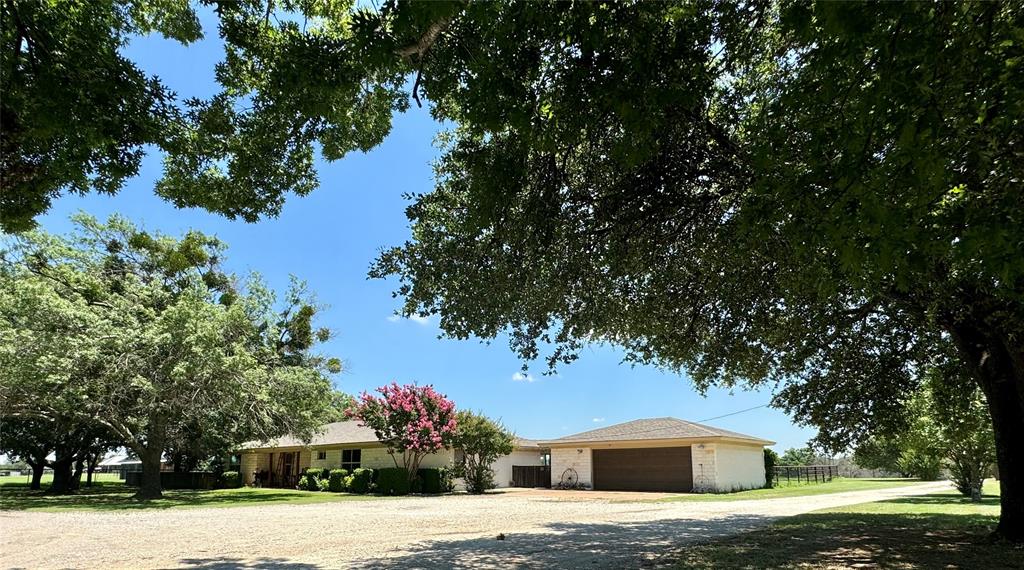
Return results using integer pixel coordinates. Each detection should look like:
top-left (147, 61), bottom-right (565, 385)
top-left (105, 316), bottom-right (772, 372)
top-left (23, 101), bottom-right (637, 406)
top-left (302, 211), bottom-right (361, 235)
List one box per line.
top-left (409, 314), bottom-right (431, 325)
top-left (386, 313), bottom-right (431, 325)
top-left (512, 372), bottom-right (537, 383)
top-left (592, 417), bottom-right (605, 423)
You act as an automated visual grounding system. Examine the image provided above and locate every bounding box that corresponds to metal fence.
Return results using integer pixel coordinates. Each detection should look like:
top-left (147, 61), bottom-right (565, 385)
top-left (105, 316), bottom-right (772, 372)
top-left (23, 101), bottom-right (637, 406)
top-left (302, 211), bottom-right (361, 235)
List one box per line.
top-left (773, 464), bottom-right (838, 485)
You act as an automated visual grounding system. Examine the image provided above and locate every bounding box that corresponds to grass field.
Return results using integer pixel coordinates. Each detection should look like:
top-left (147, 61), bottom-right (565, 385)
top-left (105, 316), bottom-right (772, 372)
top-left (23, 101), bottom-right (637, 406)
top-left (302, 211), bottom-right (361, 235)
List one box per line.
top-left (0, 472), bottom-right (122, 486)
top-left (0, 475), bottom-right (378, 511)
top-left (658, 477), bottom-right (924, 502)
top-left (672, 481), bottom-right (1021, 569)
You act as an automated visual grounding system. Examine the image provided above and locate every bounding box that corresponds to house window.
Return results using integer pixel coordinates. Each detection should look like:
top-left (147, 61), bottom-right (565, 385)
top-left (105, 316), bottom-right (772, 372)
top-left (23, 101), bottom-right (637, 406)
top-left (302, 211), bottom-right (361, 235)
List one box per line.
top-left (316, 450), bottom-right (327, 461)
top-left (341, 449), bottom-right (361, 471)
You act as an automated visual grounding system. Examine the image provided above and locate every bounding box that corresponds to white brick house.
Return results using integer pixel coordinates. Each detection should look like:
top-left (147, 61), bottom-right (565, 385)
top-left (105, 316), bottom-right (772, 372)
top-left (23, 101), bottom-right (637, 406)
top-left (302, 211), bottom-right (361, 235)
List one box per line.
top-left (238, 421), bottom-right (545, 488)
top-left (542, 417), bottom-right (774, 493)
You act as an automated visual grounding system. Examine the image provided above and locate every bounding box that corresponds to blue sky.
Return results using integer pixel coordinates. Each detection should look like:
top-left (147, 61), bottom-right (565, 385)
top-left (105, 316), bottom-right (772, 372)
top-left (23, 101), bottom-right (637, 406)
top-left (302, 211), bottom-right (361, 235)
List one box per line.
top-left (37, 10), bottom-right (816, 451)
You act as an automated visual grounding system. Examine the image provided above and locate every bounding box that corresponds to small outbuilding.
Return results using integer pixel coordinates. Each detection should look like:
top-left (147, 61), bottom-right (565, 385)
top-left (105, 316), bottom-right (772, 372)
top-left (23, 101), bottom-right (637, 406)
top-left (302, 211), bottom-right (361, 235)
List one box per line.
top-left (541, 417), bottom-right (774, 493)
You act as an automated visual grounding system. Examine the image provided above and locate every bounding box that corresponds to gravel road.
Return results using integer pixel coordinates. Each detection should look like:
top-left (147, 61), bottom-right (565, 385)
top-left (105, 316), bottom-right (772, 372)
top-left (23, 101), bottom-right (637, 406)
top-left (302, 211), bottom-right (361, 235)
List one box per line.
top-left (0, 481), bottom-right (949, 569)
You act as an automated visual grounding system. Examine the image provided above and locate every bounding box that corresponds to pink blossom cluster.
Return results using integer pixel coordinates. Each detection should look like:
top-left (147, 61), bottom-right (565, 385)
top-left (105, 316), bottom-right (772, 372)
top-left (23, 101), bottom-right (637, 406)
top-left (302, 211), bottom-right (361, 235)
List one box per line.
top-left (350, 382), bottom-right (457, 453)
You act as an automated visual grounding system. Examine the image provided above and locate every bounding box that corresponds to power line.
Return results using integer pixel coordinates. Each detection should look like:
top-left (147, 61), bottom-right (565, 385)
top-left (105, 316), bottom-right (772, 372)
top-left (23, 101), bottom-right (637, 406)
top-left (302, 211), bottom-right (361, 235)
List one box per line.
top-left (699, 403), bottom-right (770, 423)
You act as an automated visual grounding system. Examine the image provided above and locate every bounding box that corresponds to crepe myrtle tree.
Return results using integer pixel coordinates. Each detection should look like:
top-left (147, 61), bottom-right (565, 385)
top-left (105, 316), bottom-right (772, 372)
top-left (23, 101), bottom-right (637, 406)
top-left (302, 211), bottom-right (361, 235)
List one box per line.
top-left (349, 383), bottom-right (457, 483)
top-left (0, 215), bottom-right (340, 499)
top-left (452, 410), bottom-right (515, 494)
top-left (6, 1), bottom-right (1023, 540)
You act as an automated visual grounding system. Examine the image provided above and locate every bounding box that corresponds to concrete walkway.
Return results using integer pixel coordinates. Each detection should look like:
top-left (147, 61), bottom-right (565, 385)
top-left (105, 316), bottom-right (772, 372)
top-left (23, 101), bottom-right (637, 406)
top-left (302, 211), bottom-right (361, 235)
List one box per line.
top-left (0, 481), bottom-right (950, 569)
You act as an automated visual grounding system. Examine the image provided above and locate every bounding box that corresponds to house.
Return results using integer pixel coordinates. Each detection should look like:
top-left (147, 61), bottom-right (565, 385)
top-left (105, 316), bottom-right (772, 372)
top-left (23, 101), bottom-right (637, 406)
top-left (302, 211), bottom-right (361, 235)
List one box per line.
top-left (540, 417), bottom-right (774, 493)
top-left (238, 416), bottom-right (773, 493)
top-left (237, 421), bottom-right (547, 488)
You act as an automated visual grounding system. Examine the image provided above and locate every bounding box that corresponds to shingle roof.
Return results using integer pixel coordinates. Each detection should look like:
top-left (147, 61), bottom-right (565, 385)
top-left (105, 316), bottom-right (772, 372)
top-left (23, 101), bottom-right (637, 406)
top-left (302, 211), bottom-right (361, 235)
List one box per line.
top-left (240, 423), bottom-right (548, 450)
top-left (240, 421), bottom-right (380, 450)
top-left (542, 417), bottom-right (773, 446)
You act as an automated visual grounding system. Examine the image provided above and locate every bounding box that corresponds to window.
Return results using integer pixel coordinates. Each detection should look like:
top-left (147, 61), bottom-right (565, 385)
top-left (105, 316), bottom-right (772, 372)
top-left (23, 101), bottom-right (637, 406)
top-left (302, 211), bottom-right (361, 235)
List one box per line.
top-left (341, 449), bottom-right (361, 471)
top-left (316, 450), bottom-right (327, 461)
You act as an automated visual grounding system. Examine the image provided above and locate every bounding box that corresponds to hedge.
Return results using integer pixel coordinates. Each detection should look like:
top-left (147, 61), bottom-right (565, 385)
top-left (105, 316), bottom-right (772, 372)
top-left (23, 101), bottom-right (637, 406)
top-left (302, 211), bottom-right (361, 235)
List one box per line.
top-left (416, 468), bottom-right (452, 494)
top-left (328, 469), bottom-right (349, 492)
top-left (220, 471), bottom-right (242, 489)
top-left (348, 468), bottom-right (374, 494)
top-left (376, 468), bottom-right (410, 496)
top-left (304, 467), bottom-right (330, 481)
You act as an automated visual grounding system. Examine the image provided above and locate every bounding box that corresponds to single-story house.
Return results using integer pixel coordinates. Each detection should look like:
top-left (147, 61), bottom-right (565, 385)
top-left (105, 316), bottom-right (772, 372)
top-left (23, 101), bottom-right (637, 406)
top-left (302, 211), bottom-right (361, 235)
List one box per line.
top-left (238, 421), bottom-right (547, 488)
top-left (540, 417), bottom-right (775, 493)
top-left (239, 416), bottom-right (773, 493)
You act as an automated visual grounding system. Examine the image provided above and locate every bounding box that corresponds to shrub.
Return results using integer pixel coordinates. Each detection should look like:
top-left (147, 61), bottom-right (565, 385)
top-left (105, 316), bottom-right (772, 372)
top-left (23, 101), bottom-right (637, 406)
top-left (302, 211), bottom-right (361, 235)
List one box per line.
top-left (298, 474), bottom-right (320, 491)
top-left (763, 449), bottom-right (778, 488)
top-left (317, 478), bottom-right (331, 491)
top-left (376, 467), bottom-right (411, 496)
top-left (304, 467), bottom-right (329, 480)
top-left (348, 468), bottom-right (374, 494)
top-left (416, 467), bottom-right (453, 494)
top-left (376, 466), bottom-right (411, 493)
top-left (328, 469), bottom-right (349, 492)
top-left (220, 471), bottom-right (242, 488)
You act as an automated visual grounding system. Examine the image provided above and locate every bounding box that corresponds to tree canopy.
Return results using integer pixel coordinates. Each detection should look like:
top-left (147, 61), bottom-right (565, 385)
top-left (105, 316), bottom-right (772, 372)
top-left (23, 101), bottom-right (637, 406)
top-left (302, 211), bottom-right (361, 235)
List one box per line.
top-left (2, 0), bottom-right (1021, 539)
top-left (0, 214), bottom-right (341, 497)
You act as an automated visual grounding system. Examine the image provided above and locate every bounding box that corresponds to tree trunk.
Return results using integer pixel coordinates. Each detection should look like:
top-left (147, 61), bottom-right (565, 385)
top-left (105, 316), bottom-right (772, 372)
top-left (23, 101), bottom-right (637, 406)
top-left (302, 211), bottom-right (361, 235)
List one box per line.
top-left (136, 445), bottom-right (164, 500)
top-left (949, 318), bottom-right (1024, 542)
top-left (86, 453), bottom-right (98, 487)
top-left (70, 456), bottom-right (84, 490)
top-left (48, 452), bottom-right (76, 495)
top-left (26, 459), bottom-right (44, 490)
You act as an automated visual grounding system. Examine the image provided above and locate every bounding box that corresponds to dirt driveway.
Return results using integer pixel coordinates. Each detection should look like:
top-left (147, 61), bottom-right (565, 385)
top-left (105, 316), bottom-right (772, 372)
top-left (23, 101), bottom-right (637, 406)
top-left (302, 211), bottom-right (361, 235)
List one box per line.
top-left (0, 482), bottom-right (949, 569)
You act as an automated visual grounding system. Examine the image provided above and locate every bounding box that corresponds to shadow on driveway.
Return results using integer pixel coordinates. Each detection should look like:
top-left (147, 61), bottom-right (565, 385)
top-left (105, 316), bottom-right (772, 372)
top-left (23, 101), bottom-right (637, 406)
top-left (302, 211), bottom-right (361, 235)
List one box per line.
top-left (355, 514), bottom-right (774, 568)
top-left (179, 557), bottom-right (326, 569)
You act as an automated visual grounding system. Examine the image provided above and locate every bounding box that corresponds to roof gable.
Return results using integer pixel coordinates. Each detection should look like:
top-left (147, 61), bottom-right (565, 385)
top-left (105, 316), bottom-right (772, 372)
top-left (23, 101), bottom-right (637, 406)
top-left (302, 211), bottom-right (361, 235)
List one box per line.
top-left (543, 417), bottom-right (772, 445)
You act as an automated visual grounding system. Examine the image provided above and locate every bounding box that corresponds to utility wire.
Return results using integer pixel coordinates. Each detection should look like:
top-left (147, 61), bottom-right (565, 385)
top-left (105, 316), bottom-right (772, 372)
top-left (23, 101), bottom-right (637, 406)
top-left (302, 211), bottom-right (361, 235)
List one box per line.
top-left (698, 403), bottom-right (770, 423)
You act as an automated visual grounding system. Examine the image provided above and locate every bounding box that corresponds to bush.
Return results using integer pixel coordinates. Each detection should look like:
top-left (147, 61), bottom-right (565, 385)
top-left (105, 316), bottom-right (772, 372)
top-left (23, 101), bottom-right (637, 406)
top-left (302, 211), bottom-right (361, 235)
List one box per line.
top-left (763, 449), bottom-right (778, 488)
top-left (415, 468), bottom-right (452, 494)
top-left (304, 467), bottom-right (329, 481)
top-left (348, 468), bottom-right (374, 494)
top-left (317, 478), bottom-right (331, 491)
top-left (376, 467), bottom-right (411, 496)
top-left (220, 471), bottom-right (242, 488)
top-left (298, 474), bottom-right (321, 491)
top-left (328, 469), bottom-right (349, 492)
top-left (460, 462), bottom-right (498, 494)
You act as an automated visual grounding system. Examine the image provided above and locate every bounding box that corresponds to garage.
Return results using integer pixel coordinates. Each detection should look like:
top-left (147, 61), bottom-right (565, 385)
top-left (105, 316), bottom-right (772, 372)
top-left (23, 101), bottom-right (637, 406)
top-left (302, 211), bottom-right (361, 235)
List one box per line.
top-left (544, 417), bottom-right (774, 493)
top-left (592, 446), bottom-right (693, 492)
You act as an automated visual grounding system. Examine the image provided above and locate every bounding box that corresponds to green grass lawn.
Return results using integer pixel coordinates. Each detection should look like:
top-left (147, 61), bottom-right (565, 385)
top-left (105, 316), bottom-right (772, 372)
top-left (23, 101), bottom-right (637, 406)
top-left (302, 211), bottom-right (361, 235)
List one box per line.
top-left (672, 481), bottom-right (1022, 569)
top-left (0, 472), bottom-right (123, 487)
top-left (0, 477), bottom-right (378, 511)
top-left (657, 477), bottom-right (925, 502)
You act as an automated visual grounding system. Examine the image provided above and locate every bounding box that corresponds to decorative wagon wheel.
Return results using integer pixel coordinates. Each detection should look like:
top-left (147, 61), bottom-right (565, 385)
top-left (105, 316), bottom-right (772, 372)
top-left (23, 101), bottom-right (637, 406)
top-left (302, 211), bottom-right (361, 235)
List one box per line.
top-left (560, 467), bottom-right (579, 487)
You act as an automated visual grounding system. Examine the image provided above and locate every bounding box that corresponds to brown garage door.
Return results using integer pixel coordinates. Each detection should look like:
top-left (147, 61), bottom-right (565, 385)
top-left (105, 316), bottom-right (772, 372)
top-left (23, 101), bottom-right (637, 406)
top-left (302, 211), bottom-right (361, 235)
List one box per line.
top-left (592, 447), bottom-right (693, 492)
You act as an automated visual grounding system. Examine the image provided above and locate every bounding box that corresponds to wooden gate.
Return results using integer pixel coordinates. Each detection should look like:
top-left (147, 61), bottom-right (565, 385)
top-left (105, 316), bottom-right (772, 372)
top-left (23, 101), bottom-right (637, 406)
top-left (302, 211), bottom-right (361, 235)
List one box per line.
top-left (512, 465), bottom-right (551, 488)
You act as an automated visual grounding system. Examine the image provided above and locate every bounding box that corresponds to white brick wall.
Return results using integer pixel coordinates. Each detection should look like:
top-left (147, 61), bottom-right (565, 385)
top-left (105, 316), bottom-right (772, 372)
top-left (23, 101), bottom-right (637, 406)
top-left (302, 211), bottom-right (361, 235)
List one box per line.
top-left (691, 444), bottom-right (717, 492)
top-left (713, 443), bottom-right (766, 492)
top-left (551, 447), bottom-right (592, 488)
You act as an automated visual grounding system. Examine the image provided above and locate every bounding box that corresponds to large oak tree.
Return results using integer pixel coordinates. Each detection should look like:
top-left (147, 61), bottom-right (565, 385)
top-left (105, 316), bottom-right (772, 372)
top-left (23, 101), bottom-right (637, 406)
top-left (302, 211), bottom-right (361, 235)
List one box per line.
top-left (2, 1), bottom-right (1021, 538)
top-left (0, 215), bottom-right (340, 498)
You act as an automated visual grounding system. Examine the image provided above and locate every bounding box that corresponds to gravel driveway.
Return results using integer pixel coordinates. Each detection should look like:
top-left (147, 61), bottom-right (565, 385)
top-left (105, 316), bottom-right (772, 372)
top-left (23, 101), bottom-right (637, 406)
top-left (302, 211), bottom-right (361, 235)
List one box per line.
top-left (0, 481), bottom-right (949, 569)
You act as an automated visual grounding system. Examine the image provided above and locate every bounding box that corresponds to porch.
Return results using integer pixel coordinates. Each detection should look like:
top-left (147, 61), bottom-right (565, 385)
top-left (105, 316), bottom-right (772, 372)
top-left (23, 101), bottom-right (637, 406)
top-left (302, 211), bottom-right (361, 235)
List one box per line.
top-left (241, 450), bottom-right (309, 488)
